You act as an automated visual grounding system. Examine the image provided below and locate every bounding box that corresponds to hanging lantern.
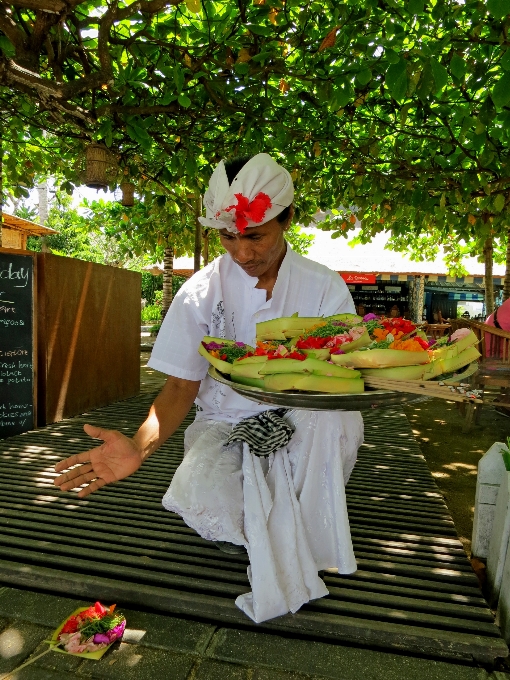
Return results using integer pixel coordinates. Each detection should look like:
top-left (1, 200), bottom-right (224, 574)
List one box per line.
top-left (120, 182), bottom-right (135, 207)
top-left (85, 143), bottom-right (109, 189)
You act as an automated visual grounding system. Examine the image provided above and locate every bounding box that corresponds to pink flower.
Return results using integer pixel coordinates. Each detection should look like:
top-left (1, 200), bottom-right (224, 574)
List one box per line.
top-left (450, 328), bottom-right (471, 342)
top-left (93, 633), bottom-right (111, 645)
top-left (348, 326), bottom-right (365, 340)
top-left (63, 632), bottom-right (89, 654)
top-left (324, 333), bottom-right (350, 348)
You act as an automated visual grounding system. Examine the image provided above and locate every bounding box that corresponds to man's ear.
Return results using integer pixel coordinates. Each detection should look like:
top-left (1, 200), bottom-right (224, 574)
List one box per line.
top-left (284, 205), bottom-right (294, 231)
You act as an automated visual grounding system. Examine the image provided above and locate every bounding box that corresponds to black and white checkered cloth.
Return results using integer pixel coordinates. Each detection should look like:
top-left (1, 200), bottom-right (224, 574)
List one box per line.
top-left (225, 408), bottom-right (294, 457)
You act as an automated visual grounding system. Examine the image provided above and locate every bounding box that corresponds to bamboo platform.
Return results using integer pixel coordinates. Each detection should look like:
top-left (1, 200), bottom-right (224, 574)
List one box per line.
top-left (0, 394), bottom-right (507, 665)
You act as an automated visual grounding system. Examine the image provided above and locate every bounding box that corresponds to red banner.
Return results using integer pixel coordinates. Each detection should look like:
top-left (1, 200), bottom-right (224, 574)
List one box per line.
top-left (340, 272), bottom-right (377, 284)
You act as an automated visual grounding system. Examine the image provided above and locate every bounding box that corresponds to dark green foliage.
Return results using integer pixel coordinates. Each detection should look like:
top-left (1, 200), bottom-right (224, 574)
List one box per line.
top-left (1, 0), bottom-right (509, 265)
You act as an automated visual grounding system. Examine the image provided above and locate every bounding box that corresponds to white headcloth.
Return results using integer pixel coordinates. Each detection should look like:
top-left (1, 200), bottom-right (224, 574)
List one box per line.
top-left (198, 153), bottom-right (294, 234)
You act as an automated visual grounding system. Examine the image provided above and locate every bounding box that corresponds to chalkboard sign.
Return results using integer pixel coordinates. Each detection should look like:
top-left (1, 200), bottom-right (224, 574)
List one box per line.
top-left (0, 251), bottom-right (34, 437)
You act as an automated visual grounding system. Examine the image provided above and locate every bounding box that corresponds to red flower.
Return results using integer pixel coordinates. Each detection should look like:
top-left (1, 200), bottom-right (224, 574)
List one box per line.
top-left (414, 336), bottom-right (429, 349)
top-left (287, 351), bottom-right (306, 360)
top-left (61, 616), bottom-right (79, 634)
top-left (296, 337), bottom-right (330, 349)
top-left (224, 192), bottom-right (272, 233)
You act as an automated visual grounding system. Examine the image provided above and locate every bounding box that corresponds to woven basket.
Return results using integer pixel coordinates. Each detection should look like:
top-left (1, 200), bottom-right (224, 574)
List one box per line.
top-left (85, 144), bottom-right (109, 189)
top-left (120, 182), bottom-right (135, 206)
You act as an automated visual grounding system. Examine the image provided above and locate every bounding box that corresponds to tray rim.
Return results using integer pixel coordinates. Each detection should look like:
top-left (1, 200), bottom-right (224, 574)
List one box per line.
top-left (207, 366), bottom-right (424, 411)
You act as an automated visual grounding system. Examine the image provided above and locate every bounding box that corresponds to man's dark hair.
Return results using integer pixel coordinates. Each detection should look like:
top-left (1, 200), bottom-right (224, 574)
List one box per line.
top-left (224, 155), bottom-right (292, 225)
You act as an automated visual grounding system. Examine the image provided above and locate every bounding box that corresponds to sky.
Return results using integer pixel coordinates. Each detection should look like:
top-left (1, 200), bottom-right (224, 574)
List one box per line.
top-left (174, 228), bottom-right (506, 277)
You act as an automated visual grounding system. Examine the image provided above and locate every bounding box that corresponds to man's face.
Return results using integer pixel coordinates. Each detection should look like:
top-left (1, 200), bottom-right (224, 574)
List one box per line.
top-left (219, 217), bottom-right (288, 278)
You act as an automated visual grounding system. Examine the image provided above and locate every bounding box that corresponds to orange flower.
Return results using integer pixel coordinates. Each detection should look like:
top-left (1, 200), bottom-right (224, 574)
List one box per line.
top-left (389, 339), bottom-right (426, 352)
top-left (373, 328), bottom-right (389, 341)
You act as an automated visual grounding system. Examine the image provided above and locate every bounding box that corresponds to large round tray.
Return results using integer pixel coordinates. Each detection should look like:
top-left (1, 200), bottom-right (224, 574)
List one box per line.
top-left (208, 367), bottom-right (424, 411)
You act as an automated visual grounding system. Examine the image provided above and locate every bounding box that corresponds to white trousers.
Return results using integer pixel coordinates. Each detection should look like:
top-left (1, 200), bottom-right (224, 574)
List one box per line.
top-left (162, 410), bottom-right (363, 623)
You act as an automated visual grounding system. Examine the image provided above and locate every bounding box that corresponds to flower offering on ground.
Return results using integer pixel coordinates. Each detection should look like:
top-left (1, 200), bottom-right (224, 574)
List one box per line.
top-left (57, 602), bottom-right (126, 654)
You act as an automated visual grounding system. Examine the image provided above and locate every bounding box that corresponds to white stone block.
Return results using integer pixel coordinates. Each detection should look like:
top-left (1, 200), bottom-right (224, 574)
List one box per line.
top-left (487, 473), bottom-right (510, 606)
top-left (472, 442), bottom-right (508, 559)
top-left (497, 540), bottom-right (510, 644)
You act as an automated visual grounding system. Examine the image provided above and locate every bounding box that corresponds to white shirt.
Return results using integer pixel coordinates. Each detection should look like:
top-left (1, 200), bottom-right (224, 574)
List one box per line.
top-left (148, 246), bottom-right (355, 422)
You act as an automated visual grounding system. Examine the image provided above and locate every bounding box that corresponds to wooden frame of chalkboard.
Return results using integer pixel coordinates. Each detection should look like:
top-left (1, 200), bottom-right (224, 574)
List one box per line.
top-left (0, 248), bottom-right (37, 438)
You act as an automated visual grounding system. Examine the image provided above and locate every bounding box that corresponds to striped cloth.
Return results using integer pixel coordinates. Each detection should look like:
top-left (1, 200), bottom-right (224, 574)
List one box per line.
top-left (225, 408), bottom-right (294, 457)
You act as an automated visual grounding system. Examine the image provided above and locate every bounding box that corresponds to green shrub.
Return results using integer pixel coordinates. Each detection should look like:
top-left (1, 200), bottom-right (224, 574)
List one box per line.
top-left (141, 304), bottom-right (162, 322)
top-left (141, 273), bottom-right (187, 306)
top-left (141, 272), bottom-right (162, 305)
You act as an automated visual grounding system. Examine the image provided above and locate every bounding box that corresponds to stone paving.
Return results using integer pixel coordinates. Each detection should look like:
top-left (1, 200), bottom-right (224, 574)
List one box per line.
top-left (0, 587), bottom-right (506, 680)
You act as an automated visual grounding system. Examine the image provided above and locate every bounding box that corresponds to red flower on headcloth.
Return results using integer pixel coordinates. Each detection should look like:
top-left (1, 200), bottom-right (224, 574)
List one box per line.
top-left (224, 192), bottom-right (272, 233)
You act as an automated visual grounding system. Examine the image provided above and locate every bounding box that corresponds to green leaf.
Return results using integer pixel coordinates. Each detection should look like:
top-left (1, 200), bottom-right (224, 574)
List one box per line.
top-left (494, 193), bottom-right (505, 212)
top-left (174, 65), bottom-right (185, 94)
top-left (356, 68), bottom-right (372, 86)
top-left (431, 58), bottom-right (448, 92)
top-left (501, 50), bottom-right (510, 71)
top-left (385, 59), bottom-right (408, 102)
top-left (178, 93), bottom-right (191, 107)
top-left (246, 24), bottom-right (273, 36)
top-left (417, 61), bottom-right (434, 101)
top-left (450, 53), bottom-right (466, 79)
top-left (0, 35), bottom-right (15, 57)
top-left (487, 0), bottom-right (508, 19)
top-left (234, 62), bottom-right (250, 75)
top-left (492, 72), bottom-right (510, 108)
top-left (97, 119), bottom-right (114, 147)
top-left (385, 49), bottom-right (400, 64)
top-left (126, 123), bottom-right (152, 149)
top-left (331, 84), bottom-right (351, 108)
top-left (408, 0), bottom-right (424, 14)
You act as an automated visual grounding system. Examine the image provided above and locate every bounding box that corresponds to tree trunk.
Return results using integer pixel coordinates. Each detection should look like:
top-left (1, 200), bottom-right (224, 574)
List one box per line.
top-left (162, 245), bottom-right (174, 320)
top-left (483, 236), bottom-right (495, 317)
top-left (194, 195), bottom-right (202, 273)
top-left (409, 275), bottom-right (425, 324)
top-left (202, 228), bottom-right (209, 266)
top-left (503, 227), bottom-right (510, 302)
top-left (37, 180), bottom-right (50, 252)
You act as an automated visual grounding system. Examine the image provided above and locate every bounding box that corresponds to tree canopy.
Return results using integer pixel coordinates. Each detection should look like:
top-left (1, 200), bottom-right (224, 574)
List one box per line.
top-left (1, 0), bottom-right (509, 252)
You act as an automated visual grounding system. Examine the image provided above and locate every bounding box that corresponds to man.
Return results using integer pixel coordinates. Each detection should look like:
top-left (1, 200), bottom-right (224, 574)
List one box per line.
top-left (54, 154), bottom-right (363, 623)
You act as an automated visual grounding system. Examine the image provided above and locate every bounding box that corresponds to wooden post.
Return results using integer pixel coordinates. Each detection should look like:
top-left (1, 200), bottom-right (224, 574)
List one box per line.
top-left (194, 194), bottom-right (202, 273)
top-left (484, 236), bottom-right (495, 317)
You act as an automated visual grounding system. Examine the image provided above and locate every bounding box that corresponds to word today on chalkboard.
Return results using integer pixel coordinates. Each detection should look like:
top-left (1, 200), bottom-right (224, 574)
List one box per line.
top-left (0, 251), bottom-right (34, 437)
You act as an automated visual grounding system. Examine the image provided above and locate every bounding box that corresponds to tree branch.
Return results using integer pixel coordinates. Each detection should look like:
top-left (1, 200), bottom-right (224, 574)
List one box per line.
top-left (0, 56), bottom-right (112, 98)
top-left (96, 102), bottom-right (180, 116)
top-left (7, 0), bottom-right (67, 13)
top-left (0, 8), bottom-right (27, 54)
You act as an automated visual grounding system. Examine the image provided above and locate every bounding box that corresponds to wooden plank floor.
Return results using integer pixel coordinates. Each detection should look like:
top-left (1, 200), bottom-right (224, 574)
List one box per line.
top-left (0, 394), bottom-right (507, 664)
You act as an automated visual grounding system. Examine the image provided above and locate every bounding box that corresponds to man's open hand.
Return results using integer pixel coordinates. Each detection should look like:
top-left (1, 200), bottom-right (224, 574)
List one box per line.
top-left (54, 424), bottom-right (143, 498)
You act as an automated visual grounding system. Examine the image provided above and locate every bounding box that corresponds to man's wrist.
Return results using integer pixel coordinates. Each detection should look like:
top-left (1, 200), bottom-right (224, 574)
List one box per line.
top-left (132, 433), bottom-right (153, 463)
